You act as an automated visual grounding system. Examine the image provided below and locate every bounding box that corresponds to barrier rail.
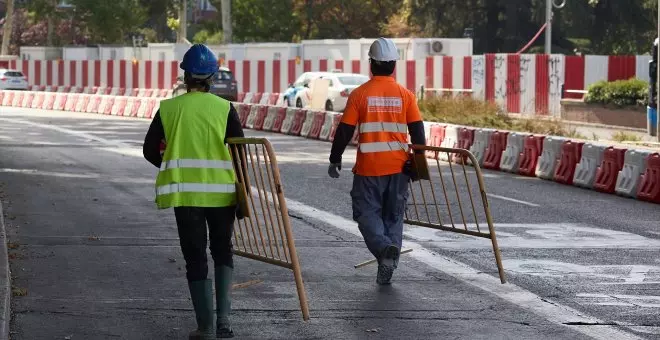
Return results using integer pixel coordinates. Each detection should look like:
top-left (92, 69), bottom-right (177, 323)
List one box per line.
top-left (226, 137), bottom-right (310, 321)
top-left (405, 145), bottom-right (507, 284)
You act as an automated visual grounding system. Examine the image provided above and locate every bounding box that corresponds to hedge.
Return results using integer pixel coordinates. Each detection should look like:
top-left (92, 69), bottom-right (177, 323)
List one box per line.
top-left (583, 78), bottom-right (648, 107)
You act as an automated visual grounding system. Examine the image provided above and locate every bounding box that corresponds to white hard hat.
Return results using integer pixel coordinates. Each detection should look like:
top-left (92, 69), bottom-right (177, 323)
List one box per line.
top-left (368, 37), bottom-right (399, 62)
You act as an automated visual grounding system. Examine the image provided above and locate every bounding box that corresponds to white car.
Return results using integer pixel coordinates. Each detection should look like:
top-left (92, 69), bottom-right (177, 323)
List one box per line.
top-left (0, 69), bottom-right (28, 90)
top-left (292, 71), bottom-right (370, 112)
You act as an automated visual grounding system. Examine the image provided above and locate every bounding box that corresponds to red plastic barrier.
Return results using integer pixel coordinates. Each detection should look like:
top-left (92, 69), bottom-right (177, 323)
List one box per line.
top-left (426, 124), bottom-right (446, 159)
top-left (237, 104), bottom-right (251, 127)
top-left (103, 97), bottom-right (115, 115)
top-left (518, 135), bottom-right (545, 177)
top-left (453, 128), bottom-right (475, 164)
top-left (237, 93), bottom-right (246, 102)
top-left (253, 105), bottom-right (269, 130)
top-left (553, 141), bottom-right (584, 185)
top-left (31, 92), bottom-right (45, 108)
top-left (129, 99), bottom-right (142, 117)
top-left (22, 92), bottom-right (35, 108)
top-left (113, 97), bottom-right (127, 116)
top-left (288, 109), bottom-right (306, 136)
top-left (0, 91), bottom-right (5, 104)
top-left (271, 107), bottom-right (288, 132)
top-left (77, 95), bottom-right (90, 112)
top-left (128, 88), bottom-right (139, 96)
top-left (483, 131), bottom-right (509, 170)
top-left (268, 93), bottom-right (279, 105)
top-left (329, 114), bottom-right (342, 142)
top-left (251, 92), bottom-right (263, 104)
top-left (88, 96), bottom-right (102, 112)
top-left (592, 147), bottom-right (627, 194)
top-left (307, 111), bottom-right (326, 139)
top-left (54, 94), bottom-right (67, 110)
top-left (102, 87), bottom-right (113, 95)
top-left (144, 99), bottom-right (157, 119)
top-left (3, 92), bottom-right (14, 106)
top-left (12, 92), bottom-right (24, 107)
top-left (637, 153), bottom-right (660, 203)
top-left (42, 93), bottom-right (56, 110)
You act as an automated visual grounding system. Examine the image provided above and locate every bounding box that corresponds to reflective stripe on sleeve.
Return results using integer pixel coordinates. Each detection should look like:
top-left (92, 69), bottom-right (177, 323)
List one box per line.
top-left (359, 141), bottom-right (409, 153)
top-left (156, 183), bottom-right (236, 195)
top-left (160, 159), bottom-right (234, 171)
top-left (359, 122), bottom-right (408, 134)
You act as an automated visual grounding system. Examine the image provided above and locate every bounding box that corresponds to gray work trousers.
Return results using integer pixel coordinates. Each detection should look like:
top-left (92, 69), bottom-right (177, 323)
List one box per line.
top-left (350, 172), bottom-right (410, 260)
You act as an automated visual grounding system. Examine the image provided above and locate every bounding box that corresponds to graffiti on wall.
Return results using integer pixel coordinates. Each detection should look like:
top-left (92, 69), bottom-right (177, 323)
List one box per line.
top-left (472, 56), bottom-right (485, 99)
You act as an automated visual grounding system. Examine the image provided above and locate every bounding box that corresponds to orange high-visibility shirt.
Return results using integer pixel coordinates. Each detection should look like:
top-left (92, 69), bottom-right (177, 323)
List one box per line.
top-left (341, 76), bottom-right (422, 177)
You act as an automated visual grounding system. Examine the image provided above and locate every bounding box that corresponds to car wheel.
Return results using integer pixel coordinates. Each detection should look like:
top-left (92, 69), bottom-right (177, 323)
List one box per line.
top-left (296, 98), bottom-right (303, 108)
top-left (325, 100), bottom-right (333, 112)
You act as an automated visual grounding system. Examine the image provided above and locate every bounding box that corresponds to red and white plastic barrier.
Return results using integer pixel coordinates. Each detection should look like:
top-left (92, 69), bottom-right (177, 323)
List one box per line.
top-left (1, 88), bottom-right (658, 205)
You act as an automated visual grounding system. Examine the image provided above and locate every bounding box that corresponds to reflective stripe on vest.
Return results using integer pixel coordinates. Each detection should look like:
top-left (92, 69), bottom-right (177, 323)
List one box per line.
top-left (160, 159), bottom-right (234, 171)
top-left (359, 122), bottom-right (408, 134)
top-left (156, 183), bottom-right (236, 196)
top-left (359, 141), bottom-right (409, 153)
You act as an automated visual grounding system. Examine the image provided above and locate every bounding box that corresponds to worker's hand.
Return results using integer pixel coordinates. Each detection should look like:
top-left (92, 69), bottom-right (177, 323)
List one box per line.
top-left (328, 163), bottom-right (341, 178)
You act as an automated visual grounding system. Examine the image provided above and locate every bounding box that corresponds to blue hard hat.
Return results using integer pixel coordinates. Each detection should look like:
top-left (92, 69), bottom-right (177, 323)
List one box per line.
top-left (180, 44), bottom-right (218, 76)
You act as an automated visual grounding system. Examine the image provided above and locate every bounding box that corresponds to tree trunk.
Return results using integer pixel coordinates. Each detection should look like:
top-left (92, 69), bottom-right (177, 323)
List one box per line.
top-left (178, 0), bottom-right (187, 43)
top-left (1, 0), bottom-right (15, 55)
top-left (221, 0), bottom-right (232, 44)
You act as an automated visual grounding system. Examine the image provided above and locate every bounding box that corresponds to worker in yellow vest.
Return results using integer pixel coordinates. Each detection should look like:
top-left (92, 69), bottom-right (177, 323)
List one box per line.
top-left (143, 44), bottom-right (244, 339)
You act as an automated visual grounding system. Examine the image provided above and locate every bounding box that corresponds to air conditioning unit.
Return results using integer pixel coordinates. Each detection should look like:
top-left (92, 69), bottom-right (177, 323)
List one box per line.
top-left (429, 40), bottom-right (445, 55)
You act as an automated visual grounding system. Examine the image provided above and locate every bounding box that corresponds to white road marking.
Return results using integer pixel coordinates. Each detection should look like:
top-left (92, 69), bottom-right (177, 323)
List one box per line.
top-left (0, 168), bottom-right (153, 184)
top-left (487, 193), bottom-right (540, 207)
top-left (0, 113), bottom-right (646, 340)
top-left (280, 198), bottom-right (642, 340)
top-left (404, 223), bottom-right (660, 249)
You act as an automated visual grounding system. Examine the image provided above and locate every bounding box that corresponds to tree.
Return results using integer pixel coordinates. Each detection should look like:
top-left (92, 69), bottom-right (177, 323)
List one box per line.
top-left (215, 0), bottom-right (301, 43)
top-left (1, 0), bottom-right (15, 55)
top-left (68, 0), bottom-right (148, 44)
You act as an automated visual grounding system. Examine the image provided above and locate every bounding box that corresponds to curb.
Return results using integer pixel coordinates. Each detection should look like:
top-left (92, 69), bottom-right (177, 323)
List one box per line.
top-left (0, 199), bottom-right (9, 340)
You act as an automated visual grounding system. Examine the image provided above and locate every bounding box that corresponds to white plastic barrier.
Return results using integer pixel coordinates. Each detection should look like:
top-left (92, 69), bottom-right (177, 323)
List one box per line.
top-left (615, 150), bottom-right (652, 197)
top-left (74, 94), bottom-right (88, 112)
top-left (300, 110), bottom-right (318, 138)
top-left (40, 92), bottom-right (55, 110)
top-left (275, 93), bottom-right (287, 107)
top-left (535, 136), bottom-right (565, 179)
top-left (500, 133), bottom-right (525, 173)
top-left (262, 106), bottom-right (279, 131)
top-left (259, 92), bottom-right (271, 105)
top-left (124, 98), bottom-right (136, 117)
top-left (439, 124), bottom-right (460, 161)
top-left (245, 105), bottom-right (260, 129)
top-left (280, 108), bottom-right (297, 134)
top-left (9, 91), bottom-right (21, 107)
top-left (469, 129), bottom-right (494, 166)
top-left (1, 91), bottom-right (14, 106)
top-left (20, 92), bottom-right (32, 108)
top-left (97, 96), bottom-right (111, 114)
top-left (573, 144), bottom-right (607, 189)
top-left (44, 86), bottom-right (54, 92)
top-left (53, 93), bottom-right (67, 110)
top-left (319, 112), bottom-right (340, 141)
top-left (242, 92), bottom-right (254, 104)
top-left (108, 87), bottom-right (119, 96)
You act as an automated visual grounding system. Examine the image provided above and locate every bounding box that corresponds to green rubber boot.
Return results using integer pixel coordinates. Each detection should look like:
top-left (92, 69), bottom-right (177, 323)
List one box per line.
top-left (215, 265), bottom-right (234, 338)
top-left (187, 279), bottom-right (215, 340)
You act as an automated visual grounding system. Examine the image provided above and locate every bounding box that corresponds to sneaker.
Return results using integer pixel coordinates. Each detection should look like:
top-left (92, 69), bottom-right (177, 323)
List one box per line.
top-left (376, 245), bottom-right (400, 285)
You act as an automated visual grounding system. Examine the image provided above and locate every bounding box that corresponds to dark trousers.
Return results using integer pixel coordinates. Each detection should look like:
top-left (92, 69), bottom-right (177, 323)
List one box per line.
top-left (174, 206), bottom-right (237, 282)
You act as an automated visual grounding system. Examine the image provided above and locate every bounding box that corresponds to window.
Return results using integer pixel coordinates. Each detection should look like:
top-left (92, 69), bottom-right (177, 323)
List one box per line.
top-left (213, 70), bottom-right (233, 81)
top-left (5, 71), bottom-right (24, 77)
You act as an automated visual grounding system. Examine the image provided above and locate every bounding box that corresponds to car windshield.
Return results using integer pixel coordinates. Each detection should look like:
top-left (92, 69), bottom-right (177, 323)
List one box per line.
top-left (4, 71), bottom-right (23, 77)
top-left (214, 71), bottom-right (233, 81)
top-left (338, 75), bottom-right (369, 86)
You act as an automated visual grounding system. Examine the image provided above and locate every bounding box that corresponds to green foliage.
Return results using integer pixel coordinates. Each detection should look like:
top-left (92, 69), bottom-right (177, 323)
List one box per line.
top-left (213, 0), bottom-right (301, 43)
top-left (612, 131), bottom-right (643, 142)
top-left (69, 0), bottom-right (148, 44)
top-left (192, 29), bottom-right (223, 44)
top-left (584, 79), bottom-right (648, 107)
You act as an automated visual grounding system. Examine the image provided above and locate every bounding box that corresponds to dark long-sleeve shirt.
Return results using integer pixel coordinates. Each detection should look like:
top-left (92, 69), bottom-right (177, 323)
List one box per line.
top-left (143, 102), bottom-right (245, 168)
top-left (329, 121), bottom-right (426, 165)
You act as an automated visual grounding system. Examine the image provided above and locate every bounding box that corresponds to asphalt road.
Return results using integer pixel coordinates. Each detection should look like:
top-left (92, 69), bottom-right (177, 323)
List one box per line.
top-left (0, 107), bottom-right (659, 340)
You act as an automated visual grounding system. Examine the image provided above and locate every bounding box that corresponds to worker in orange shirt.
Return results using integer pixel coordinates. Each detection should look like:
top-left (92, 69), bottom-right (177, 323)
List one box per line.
top-left (328, 37), bottom-right (426, 285)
